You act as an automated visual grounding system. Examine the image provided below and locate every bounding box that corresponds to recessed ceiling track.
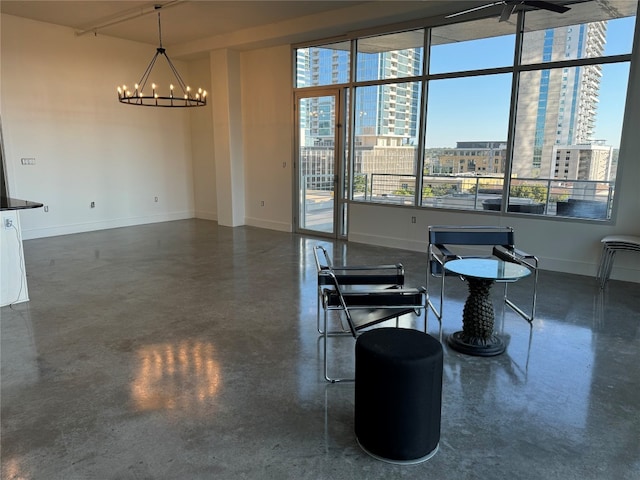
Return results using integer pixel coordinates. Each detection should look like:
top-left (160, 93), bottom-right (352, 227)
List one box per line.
top-left (75, 0), bottom-right (185, 37)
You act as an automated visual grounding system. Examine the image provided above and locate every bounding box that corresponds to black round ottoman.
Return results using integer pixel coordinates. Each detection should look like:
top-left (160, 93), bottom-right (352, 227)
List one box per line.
top-left (355, 327), bottom-right (443, 464)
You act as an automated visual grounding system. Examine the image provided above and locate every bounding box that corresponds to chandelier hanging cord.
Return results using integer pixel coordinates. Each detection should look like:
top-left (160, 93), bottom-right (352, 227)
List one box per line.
top-left (136, 10), bottom-right (189, 94)
top-left (157, 7), bottom-right (163, 49)
top-left (117, 6), bottom-right (206, 107)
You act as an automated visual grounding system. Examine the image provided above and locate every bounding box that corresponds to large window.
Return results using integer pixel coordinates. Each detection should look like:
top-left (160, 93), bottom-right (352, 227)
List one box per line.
top-left (353, 82), bottom-right (422, 204)
top-left (424, 70), bottom-right (512, 209)
top-left (295, 0), bottom-right (637, 220)
top-left (429, 19), bottom-right (515, 73)
top-left (356, 30), bottom-right (424, 81)
top-left (295, 41), bottom-right (350, 88)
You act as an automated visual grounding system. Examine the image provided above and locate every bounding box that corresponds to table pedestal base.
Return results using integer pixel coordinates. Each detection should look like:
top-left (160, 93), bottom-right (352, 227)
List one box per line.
top-left (447, 277), bottom-right (505, 357)
top-left (447, 331), bottom-right (505, 356)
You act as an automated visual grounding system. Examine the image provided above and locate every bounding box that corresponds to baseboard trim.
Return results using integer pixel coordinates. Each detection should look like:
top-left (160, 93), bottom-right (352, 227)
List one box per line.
top-left (194, 210), bottom-right (217, 221)
top-left (245, 217), bottom-right (292, 233)
top-left (347, 231), bottom-right (630, 280)
top-left (21, 212), bottom-right (194, 240)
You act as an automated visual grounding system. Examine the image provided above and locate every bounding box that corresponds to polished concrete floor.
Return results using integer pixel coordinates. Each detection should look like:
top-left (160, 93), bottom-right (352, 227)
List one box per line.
top-left (1, 219), bottom-right (639, 480)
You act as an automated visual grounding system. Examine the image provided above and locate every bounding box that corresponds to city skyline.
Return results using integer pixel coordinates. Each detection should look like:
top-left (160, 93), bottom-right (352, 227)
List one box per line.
top-left (295, 8), bottom-right (634, 209)
top-left (299, 16), bottom-right (633, 151)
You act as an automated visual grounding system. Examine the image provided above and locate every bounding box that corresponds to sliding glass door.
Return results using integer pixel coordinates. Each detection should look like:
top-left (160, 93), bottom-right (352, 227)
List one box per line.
top-left (295, 90), bottom-right (346, 237)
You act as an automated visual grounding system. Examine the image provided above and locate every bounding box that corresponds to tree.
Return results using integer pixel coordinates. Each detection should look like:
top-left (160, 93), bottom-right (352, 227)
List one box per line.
top-left (393, 187), bottom-right (414, 196)
top-left (423, 183), bottom-right (456, 197)
top-left (510, 185), bottom-right (548, 203)
top-left (353, 174), bottom-right (367, 194)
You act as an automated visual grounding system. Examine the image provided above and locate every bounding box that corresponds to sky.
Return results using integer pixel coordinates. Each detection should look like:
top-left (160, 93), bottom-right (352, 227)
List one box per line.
top-left (424, 15), bottom-right (636, 149)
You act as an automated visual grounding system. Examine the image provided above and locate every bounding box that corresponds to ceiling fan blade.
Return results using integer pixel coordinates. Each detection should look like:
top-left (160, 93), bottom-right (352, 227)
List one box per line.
top-left (499, 3), bottom-right (517, 22)
top-left (523, 0), bottom-right (571, 14)
top-left (445, 2), bottom-right (504, 19)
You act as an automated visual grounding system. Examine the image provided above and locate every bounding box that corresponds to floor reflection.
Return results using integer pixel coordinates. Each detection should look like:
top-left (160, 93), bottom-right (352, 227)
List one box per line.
top-left (2, 457), bottom-right (28, 480)
top-left (130, 340), bottom-right (221, 412)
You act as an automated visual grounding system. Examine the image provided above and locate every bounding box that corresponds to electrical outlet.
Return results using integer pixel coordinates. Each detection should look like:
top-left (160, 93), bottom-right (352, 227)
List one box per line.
top-left (44, 205), bottom-right (49, 212)
top-left (4, 218), bottom-right (13, 229)
top-left (411, 216), bottom-right (416, 224)
top-left (260, 201), bottom-right (265, 206)
top-left (154, 196), bottom-right (159, 202)
top-left (90, 201), bottom-right (95, 208)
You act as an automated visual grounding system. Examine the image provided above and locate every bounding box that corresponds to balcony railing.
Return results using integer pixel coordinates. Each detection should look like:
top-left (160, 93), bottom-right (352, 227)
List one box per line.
top-left (352, 173), bottom-right (614, 219)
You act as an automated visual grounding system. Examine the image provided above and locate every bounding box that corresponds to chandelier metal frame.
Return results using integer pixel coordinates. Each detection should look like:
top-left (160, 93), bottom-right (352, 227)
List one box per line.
top-left (117, 6), bottom-right (206, 107)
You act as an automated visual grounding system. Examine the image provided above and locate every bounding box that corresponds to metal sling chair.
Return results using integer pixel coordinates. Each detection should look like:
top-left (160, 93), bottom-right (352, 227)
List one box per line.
top-left (319, 266), bottom-right (427, 383)
top-left (426, 225), bottom-right (539, 328)
top-left (313, 245), bottom-right (405, 335)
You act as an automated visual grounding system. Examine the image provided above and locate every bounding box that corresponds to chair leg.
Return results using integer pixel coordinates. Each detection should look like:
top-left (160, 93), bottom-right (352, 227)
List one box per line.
top-left (596, 244), bottom-right (611, 288)
top-left (602, 249), bottom-right (617, 288)
top-left (425, 272), bottom-right (444, 331)
top-left (503, 266), bottom-right (537, 324)
top-left (598, 247), bottom-right (613, 288)
top-left (323, 311), bottom-right (354, 383)
top-left (319, 294), bottom-right (351, 337)
top-left (323, 312), bottom-right (333, 382)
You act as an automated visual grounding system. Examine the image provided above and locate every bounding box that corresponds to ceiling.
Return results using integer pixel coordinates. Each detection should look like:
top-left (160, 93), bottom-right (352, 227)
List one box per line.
top-left (0, 1), bottom-right (486, 50)
top-left (1, 1), bottom-right (631, 57)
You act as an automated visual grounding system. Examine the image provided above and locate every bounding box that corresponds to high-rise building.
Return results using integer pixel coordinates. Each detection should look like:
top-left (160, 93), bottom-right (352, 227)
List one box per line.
top-left (298, 46), bottom-right (422, 198)
top-left (300, 47), bottom-right (422, 145)
top-left (513, 22), bottom-right (607, 178)
top-left (432, 142), bottom-right (508, 175)
top-left (354, 50), bottom-right (422, 141)
top-left (551, 142), bottom-right (614, 181)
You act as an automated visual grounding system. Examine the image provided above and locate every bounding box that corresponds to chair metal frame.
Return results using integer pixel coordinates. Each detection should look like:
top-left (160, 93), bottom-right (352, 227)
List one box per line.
top-left (426, 225), bottom-right (539, 327)
top-left (596, 235), bottom-right (640, 288)
top-left (319, 264), bottom-right (427, 383)
top-left (314, 245), bottom-right (405, 335)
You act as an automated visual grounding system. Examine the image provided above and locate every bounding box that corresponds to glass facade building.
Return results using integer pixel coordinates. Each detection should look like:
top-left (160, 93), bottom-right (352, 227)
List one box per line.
top-left (515, 22), bottom-right (607, 177)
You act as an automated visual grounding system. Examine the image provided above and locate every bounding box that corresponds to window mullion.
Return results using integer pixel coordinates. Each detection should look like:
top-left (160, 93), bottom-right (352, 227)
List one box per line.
top-left (503, 9), bottom-right (526, 210)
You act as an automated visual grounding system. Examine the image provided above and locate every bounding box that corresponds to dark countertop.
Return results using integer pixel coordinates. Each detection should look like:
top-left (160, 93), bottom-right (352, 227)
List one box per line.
top-left (1, 196), bottom-right (44, 211)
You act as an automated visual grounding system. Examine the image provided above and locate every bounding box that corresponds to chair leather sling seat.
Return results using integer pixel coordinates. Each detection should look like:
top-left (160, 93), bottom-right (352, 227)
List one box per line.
top-left (355, 327), bottom-right (443, 464)
top-left (314, 245), bottom-right (405, 335)
top-left (315, 245), bottom-right (427, 383)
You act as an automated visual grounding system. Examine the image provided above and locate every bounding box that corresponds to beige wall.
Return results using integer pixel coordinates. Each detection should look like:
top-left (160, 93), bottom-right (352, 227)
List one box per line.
top-left (241, 45), bottom-right (293, 232)
top-left (189, 58), bottom-right (217, 221)
top-left (1, 14), bottom-right (196, 239)
top-left (190, 43), bottom-right (293, 232)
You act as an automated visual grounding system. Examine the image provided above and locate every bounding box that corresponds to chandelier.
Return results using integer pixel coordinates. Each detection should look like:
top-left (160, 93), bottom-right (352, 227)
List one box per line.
top-left (117, 6), bottom-right (206, 107)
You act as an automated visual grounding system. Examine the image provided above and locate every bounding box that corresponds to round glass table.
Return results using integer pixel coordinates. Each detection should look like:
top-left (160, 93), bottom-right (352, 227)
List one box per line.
top-left (444, 258), bottom-right (531, 356)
